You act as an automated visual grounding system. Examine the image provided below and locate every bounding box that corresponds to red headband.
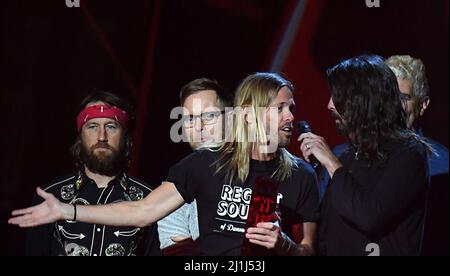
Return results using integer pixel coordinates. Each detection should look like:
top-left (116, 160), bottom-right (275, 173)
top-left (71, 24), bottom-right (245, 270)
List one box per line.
top-left (77, 104), bottom-right (130, 131)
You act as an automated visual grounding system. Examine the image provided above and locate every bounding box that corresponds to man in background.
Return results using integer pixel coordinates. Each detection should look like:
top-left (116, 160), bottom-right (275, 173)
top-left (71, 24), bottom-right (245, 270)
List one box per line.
top-left (386, 55), bottom-right (449, 255)
top-left (26, 91), bottom-right (160, 256)
top-left (157, 78), bottom-right (232, 255)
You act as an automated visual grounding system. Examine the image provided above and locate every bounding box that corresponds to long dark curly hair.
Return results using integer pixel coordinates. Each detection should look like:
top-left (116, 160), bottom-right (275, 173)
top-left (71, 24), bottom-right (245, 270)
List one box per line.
top-left (326, 55), bottom-right (421, 163)
top-left (70, 91), bottom-right (136, 170)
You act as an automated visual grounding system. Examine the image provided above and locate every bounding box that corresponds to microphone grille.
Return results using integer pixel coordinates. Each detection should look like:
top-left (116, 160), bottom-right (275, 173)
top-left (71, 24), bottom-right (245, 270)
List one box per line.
top-left (297, 120), bottom-right (312, 134)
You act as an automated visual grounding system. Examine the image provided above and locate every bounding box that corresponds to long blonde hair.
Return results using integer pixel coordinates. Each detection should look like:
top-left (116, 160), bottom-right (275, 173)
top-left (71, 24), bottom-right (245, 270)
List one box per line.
top-left (215, 72), bottom-right (299, 184)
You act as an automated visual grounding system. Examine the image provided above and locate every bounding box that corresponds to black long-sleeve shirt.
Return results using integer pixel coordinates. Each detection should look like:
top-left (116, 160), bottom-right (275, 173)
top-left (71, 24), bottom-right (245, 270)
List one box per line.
top-left (25, 171), bottom-right (161, 256)
top-left (319, 139), bottom-right (429, 256)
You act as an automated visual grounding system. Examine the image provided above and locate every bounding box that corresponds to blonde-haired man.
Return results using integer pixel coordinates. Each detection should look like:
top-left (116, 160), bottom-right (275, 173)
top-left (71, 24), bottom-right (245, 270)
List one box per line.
top-left (386, 55), bottom-right (448, 255)
top-left (386, 55), bottom-right (448, 177)
top-left (10, 73), bottom-right (320, 256)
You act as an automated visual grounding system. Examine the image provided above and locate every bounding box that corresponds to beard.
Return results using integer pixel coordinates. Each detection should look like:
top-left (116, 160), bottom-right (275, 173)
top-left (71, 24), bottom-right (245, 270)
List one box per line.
top-left (80, 140), bottom-right (126, 177)
top-left (277, 132), bottom-right (291, 148)
top-left (277, 122), bottom-right (293, 149)
top-left (331, 111), bottom-right (348, 136)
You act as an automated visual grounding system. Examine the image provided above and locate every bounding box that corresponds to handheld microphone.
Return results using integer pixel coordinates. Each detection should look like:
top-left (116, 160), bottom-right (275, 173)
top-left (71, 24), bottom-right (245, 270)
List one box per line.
top-left (297, 121), bottom-right (322, 171)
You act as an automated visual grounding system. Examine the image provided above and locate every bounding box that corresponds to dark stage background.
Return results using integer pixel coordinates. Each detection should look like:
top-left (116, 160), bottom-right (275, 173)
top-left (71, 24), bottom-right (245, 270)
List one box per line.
top-left (1, 0), bottom-right (448, 255)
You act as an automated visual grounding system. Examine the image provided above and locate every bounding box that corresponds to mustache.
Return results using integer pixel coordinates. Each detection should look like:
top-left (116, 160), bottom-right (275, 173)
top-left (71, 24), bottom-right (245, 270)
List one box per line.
top-left (331, 111), bottom-right (342, 120)
top-left (280, 123), bottom-right (293, 129)
top-left (91, 142), bottom-right (114, 151)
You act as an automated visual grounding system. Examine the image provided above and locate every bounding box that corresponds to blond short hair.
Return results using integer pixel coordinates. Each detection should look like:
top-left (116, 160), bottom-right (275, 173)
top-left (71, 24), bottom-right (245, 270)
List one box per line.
top-left (385, 55), bottom-right (430, 99)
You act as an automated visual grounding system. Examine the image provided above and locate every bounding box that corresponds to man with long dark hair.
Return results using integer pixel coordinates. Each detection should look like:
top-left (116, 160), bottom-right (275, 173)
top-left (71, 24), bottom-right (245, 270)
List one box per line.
top-left (25, 91), bottom-right (160, 256)
top-left (298, 55), bottom-right (430, 256)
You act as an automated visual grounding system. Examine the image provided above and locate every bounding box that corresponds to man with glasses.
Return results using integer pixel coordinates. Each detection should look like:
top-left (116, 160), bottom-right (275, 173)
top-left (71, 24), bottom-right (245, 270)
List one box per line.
top-left (386, 55), bottom-right (449, 255)
top-left (157, 78), bottom-right (233, 255)
top-left (10, 73), bottom-right (320, 256)
top-left (385, 55), bottom-right (448, 176)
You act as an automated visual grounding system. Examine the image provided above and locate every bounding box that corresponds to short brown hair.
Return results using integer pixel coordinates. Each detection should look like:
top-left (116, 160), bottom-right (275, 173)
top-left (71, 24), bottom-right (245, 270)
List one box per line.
top-left (179, 78), bottom-right (233, 108)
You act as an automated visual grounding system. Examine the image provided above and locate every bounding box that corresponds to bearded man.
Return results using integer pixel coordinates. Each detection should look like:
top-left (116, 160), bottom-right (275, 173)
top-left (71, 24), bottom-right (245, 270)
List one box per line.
top-left (25, 91), bottom-right (160, 256)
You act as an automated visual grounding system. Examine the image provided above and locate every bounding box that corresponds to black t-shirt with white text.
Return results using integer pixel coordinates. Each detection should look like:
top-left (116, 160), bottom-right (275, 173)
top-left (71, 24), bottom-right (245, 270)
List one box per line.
top-left (166, 150), bottom-right (319, 256)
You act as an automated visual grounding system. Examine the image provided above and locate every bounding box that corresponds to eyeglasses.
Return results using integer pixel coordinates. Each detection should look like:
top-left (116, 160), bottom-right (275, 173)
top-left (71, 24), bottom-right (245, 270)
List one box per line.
top-left (182, 111), bottom-right (225, 128)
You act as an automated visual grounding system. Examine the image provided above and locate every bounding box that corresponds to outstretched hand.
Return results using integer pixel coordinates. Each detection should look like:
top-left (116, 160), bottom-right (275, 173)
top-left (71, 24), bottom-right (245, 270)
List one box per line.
top-left (8, 187), bottom-right (65, 227)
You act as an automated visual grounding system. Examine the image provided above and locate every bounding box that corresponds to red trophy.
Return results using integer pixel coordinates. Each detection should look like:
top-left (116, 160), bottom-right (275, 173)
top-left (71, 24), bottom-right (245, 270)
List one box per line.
top-left (241, 176), bottom-right (281, 256)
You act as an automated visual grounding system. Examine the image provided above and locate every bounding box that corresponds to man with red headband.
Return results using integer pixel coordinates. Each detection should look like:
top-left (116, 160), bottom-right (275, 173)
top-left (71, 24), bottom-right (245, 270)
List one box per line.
top-left (25, 91), bottom-right (160, 256)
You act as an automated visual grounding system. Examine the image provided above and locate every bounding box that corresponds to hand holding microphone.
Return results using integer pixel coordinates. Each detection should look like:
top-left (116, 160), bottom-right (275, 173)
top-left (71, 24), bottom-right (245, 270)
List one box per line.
top-left (297, 120), bottom-right (343, 178)
top-left (297, 121), bottom-right (322, 171)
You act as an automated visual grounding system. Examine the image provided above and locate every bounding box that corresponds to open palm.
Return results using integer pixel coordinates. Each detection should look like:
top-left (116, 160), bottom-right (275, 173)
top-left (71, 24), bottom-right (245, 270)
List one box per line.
top-left (8, 187), bottom-right (64, 227)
